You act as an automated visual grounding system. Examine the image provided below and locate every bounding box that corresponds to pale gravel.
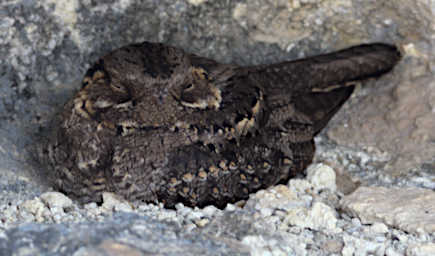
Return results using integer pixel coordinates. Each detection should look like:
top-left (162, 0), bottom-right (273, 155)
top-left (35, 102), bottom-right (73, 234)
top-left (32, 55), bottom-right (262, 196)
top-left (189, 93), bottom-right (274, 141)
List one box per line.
top-left (1, 163), bottom-right (434, 255)
top-left (0, 0), bottom-right (434, 255)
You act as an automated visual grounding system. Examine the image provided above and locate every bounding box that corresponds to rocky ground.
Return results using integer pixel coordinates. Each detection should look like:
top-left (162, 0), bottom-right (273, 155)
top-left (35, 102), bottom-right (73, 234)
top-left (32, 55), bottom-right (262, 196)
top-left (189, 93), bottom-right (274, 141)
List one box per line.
top-left (0, 0), bottom-right (434, 255)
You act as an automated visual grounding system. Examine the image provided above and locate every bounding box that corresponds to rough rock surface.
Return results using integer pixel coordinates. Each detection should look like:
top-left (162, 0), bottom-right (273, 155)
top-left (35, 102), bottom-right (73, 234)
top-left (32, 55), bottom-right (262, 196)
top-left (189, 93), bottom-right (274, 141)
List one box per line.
top-left (340, 186), bottom-right (435, 234)
top-left (407, 243), bottom-right (435, 256)
top-left (0, 0), bottom-right (434, 255)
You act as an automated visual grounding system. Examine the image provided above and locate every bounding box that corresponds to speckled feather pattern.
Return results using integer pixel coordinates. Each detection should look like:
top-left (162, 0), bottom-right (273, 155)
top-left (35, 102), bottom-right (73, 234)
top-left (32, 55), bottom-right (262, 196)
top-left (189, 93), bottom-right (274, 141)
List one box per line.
top-left (41, 42), bottom-right (400, 208)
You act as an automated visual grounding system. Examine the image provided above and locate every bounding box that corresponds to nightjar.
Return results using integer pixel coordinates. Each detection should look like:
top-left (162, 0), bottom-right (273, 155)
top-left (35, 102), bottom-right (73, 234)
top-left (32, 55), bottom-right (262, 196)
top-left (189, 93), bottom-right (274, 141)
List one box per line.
top-left (41, 42), bottom-right (401, 208)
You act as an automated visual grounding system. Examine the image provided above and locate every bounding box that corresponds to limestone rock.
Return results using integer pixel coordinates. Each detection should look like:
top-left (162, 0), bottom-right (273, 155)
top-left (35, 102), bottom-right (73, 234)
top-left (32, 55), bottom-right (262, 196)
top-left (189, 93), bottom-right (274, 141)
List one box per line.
top-left (40, 192), bottom-right (73, 210)
top-left (407, 243), bottom-right (435, 256)
top-left (306, 163), bottom-right (337, 192)
top-left (187, 0), bottom-right (206, 6)
top-left (342, 234), bottom-right (386, 256)
top-left (283, 202), bottom-right (340, 233)
top-left (20, 198), bottom-right (46, 216)
top-left (340, 186), bottom-right (435, 234)
top-left (102, 192), bottom-right (133, 212)
top-left (0, 0), bottom-right (434, 255)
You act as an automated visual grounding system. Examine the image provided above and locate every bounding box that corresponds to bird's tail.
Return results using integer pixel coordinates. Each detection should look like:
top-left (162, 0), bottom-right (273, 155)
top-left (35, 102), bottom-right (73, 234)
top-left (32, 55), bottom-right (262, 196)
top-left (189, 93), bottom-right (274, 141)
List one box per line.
top-left (254, 43), bottom-right (401, 135)
top-left (256, 43), bottom-right (401, 94)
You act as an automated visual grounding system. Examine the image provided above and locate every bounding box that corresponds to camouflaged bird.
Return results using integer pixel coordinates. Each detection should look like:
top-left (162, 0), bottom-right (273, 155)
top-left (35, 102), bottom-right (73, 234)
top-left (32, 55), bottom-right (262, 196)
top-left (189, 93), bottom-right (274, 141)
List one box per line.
top-left (41, 42), bottom-right (400, 208)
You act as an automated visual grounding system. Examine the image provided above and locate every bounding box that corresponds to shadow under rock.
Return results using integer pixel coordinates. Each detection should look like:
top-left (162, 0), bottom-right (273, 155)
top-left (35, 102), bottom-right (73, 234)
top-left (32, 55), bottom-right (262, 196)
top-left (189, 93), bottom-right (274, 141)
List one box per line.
top-left (0, 76), bottom-right (78, 201)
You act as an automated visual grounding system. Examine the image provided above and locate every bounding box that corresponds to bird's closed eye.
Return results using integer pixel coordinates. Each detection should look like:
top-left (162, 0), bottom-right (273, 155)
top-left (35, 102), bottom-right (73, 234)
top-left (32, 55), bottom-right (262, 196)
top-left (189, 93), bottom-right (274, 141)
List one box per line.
top-left (184, 83), bottom-right (194, 91)
top-left (110, 83), bottom-right (127, 93)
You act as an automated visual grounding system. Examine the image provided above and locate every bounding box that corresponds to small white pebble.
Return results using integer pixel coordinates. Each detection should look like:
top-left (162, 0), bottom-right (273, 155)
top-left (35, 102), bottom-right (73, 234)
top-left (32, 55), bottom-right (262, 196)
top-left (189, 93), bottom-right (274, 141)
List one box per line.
top-left (101, 192), bottom-right (132, 212)
top-left (40, 192), bottom-right (73, 210)
top-left (351, 218), bottom-right (361, 227)
top-left (175, 203), bottom-right (185, 211)
top-left (307, 163), bottom-right (337, 192)
top-left (195, 218), bottom-right (209, 227)
top-left (187, 0), bottom-right (206, 6)
top-left (184, 223), bottom-right (197, 232)
top-left (225, 204), bottom-right (237, 212)
top-left (187, 211), bottom-right (204, 220)
top-left (370, 223), bottom-right (389, 234)
top-left (201, 205), bottom-right (218, 217)
top-left (177, 206), bottom-right (193, 217)
top-left (49, 206), bottom-right (64, 215)
top-left (385, 247), bottom-right (402, 256)
top-left (259, 208), bottom-right (273, 217)
top-left (84, 202), bottom-right (98, 210)
top-left (157, 210), bottom-right (177, 221)
top-left (20, 198), bottom-right (46, 216)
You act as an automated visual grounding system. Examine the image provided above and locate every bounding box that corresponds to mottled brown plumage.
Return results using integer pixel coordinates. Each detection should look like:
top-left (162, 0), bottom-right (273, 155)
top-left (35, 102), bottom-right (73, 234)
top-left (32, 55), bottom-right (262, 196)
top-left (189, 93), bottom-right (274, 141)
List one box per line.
top-left (40, 42), bottom-right (400, 208)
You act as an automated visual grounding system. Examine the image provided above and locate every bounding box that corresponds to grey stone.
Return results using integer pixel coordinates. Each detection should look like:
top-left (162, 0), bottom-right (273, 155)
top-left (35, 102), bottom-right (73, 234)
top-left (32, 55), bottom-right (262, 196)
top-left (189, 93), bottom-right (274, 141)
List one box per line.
top-left (241, 234), bottom-right (307, 256)
top-left (20, 198), bottom-right (46, 217)
top-left (323, 239), bottom-right (344, 254)
top-left (156, 209), bottom-right (177, 222)
top-left (186, 210), bottom-right (204, 221)
top-left (195, 218), bottom-right (209, 228)
top-left (187, 0), bottom-right (207, 6)
top-left (369, 223), bottom-right (389, 234)
top-left (201, 205), bottom-right (219, 217)
top-left (175, 203), bottom-right (192, 216)
top-left (283, 202), bottom-right (340, 233)
top-left (245, 185), bottom-right (300, 212)
top-left (306, 163), bottom-right (337, 192)
top-left (406, 243), bottom-right (435, 256)
top-left (245, 177), bottom-right (340, 233)
top-left (341, 186), bottom-right (435, 234)
top-left (40, 192), bottom-right (73, 210)
top-left (333, 165), bottom-right (361, 195)
top-left (0, 213), bottom-right (248, 255)
top-left (0, 0), bottom-right (434, 255)
top-left (101, 192), bottom-right (133, 213)
top-left (97, 240), bottom-right (146, 256)
top-left (342, 234), bottom-right (386, 256)
top-left (84, 202), bottom-right (98, 210)
top-left (224, 203), bottom-right (238, 212)
top-left (386, 247), bottom-right (403, 256)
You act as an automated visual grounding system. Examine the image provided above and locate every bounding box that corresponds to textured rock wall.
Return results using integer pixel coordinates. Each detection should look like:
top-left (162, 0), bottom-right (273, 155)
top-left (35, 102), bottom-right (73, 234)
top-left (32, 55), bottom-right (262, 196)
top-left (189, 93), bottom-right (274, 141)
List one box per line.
top-left (0, 0), bottom-right (434, 255)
